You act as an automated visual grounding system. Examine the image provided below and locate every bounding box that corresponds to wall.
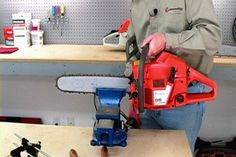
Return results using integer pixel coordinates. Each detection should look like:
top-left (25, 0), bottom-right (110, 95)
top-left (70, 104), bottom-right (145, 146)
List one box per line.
top-left (0, 0), bottom-right (131, 44)
top-left (0, 0), bottom-right (235, 46)
top-left (213, 0), bottom-right (236, 46)
top-left (0, 75), bottom-right (96, 126)
top-left (0, 75), bottom-right (129, 127)
top-left (200, 81), bottom-right (236, 139)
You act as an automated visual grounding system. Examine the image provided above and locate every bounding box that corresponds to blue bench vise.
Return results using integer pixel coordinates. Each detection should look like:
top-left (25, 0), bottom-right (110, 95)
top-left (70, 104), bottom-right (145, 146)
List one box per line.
top-left (90, 88), bottom-right (127, 147)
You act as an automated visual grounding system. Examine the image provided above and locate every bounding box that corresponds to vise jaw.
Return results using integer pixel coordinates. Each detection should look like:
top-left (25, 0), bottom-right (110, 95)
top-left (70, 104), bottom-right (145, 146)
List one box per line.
top-left (90, 88), bottom-right (127, 147)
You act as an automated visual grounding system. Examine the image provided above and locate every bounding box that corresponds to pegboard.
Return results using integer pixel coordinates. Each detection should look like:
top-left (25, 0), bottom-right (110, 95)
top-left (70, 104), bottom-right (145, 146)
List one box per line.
top-left (0, 0), bottom-right (235, 45)
top-left (213, 0), bottom-right (236, 46)
top-left (0, 0), bottom-right (131, 44)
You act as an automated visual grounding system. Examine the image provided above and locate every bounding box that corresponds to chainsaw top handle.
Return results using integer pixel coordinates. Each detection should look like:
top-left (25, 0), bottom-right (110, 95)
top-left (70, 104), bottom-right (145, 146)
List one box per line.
top-left (138, 44), bottom-right (149, 113)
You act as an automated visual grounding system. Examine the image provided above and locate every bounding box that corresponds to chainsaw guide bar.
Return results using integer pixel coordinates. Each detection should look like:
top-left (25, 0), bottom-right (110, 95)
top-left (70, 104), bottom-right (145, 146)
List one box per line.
top-left (56, 75), bottom-right (130, 94)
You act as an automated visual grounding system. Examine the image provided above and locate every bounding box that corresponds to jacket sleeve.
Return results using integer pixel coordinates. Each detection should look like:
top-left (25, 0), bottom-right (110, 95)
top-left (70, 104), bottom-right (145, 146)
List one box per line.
top-left (127, 20), bottom-right (135, 40)
top-left (165, 0), bottom-right (222, 56)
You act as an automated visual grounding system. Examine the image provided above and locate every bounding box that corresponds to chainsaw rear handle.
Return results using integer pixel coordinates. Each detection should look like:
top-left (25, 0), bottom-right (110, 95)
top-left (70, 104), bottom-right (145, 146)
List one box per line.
top-left (138, 44), bottom-right (149, 113)
top-left (103, 31), bottom-right (120, 48)
top-left (104, 30), bottom-right (118, 38)
top-left (186, 68), bottom-right (217, 104)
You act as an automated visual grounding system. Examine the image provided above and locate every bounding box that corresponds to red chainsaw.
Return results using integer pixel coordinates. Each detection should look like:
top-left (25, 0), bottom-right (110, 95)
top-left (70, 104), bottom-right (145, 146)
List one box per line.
top-left (56, 35), bottom-right (217, 148)
top-left (126, 36), bottom-right (217, 127)
top-left (57, 36), bottom-right (217, 128)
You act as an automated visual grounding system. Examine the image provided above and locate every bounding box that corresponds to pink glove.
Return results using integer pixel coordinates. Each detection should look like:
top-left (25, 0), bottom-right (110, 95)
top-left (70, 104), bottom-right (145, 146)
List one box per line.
top-left (141, 33), bottom-right (166, 58)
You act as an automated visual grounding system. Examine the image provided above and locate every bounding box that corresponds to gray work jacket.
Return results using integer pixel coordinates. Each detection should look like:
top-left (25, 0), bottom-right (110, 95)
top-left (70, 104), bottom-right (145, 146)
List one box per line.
top-left (128, 0), bottom-right (222, 75)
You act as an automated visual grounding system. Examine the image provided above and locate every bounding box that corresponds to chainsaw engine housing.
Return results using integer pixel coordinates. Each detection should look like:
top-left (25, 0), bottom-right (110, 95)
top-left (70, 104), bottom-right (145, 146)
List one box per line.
top-left (131, 51), bottom-right (217, 111)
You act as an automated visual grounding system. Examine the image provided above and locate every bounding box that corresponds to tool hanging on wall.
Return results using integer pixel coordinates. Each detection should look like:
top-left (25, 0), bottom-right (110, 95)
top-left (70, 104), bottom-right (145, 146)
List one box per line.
top-left (10, 133), bottom-right (51, 157)
top-left (45, 5), bottom-right (69, 36)
top-left (103, 19), bottom-right (130, 49)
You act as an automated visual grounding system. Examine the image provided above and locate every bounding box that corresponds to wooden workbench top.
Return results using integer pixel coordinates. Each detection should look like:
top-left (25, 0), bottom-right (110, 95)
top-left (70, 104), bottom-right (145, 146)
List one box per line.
top-left (0, 44), bottom-right (235, 67)
top-left (213, 56), bottom-right (236, 67)
top-left (0, 122), bottom-right (192, 157)
top-left (0, 44), bottom-right (126, 64)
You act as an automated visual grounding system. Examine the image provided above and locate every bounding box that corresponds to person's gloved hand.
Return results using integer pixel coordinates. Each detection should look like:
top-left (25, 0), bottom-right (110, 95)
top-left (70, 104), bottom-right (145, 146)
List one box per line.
top-left (141, 33), bottom-right (166, 58)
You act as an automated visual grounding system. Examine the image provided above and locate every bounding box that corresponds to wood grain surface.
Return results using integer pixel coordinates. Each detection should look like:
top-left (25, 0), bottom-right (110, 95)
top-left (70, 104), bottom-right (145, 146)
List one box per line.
top-left (0, 122), bottom-right (192, 157)
top-left (0, 44), bottom-right (235, 67)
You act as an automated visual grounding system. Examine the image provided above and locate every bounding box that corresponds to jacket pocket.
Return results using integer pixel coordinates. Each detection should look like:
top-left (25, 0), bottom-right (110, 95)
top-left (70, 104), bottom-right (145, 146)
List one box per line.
top-left (165, 7), bottom-right (184, 15)
top-left (161, 0), bottom-right (187, 33)
top-left (147, 2), bottom-right (160, 35)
